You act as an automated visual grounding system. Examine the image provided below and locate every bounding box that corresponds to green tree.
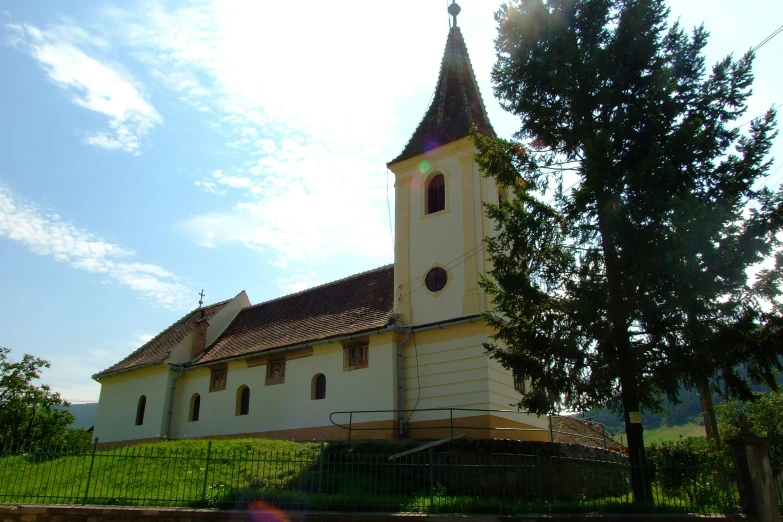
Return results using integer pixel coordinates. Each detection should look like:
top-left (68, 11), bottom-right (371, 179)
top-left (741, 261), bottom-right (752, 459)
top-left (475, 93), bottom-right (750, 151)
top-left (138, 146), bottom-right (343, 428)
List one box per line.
top-left (0, 347), bottom-right (76, 449)
top-left (718, 392), bottom-right (783, 467)
top-left (473, 0), bottom-right (782, 501)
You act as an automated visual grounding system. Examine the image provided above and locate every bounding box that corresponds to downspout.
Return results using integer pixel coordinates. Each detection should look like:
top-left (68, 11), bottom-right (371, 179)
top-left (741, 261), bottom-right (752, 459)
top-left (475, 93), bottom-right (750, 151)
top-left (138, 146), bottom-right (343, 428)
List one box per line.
top-left (396, 327), bottom-right (412, 438)
top-left (165, 365), bottom-right (185, 439)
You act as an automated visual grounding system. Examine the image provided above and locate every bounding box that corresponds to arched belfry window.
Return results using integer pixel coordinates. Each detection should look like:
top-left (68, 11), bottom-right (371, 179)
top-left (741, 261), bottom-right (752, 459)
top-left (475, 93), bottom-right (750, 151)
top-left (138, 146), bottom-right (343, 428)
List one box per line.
top-left (427, 174), bottom-right (446, 214)
top-left (189, 394), bottom-right (201, 422)
top-left (312, 374), bottom-right (326, 400)
top-left (135, 395), bottom-right (146, 426)
top-left (236, 385), bottom-right (250, 416)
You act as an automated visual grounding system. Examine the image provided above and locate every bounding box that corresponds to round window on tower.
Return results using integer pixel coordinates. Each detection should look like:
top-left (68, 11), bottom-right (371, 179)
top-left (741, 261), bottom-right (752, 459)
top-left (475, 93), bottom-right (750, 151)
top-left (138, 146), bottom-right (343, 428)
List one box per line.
top-left (425, 267), bottom-right (448, 293)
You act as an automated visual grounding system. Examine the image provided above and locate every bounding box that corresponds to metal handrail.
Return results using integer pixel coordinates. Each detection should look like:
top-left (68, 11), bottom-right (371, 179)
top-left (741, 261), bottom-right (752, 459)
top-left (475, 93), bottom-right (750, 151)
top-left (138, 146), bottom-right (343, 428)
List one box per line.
top-left (329, 408), bottom-right (624, 450)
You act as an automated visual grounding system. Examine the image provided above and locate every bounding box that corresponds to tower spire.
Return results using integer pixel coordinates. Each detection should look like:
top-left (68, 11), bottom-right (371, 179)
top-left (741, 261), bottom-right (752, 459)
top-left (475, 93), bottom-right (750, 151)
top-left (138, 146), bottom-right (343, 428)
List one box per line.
top-left (388, 3), bottom-right (495, 166)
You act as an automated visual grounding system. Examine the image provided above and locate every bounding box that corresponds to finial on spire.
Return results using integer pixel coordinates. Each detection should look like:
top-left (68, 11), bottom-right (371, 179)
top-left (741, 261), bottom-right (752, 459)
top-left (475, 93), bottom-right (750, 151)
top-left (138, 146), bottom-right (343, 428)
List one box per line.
top-left (198, 289), bottom-right (205, 308)
top-left (448, 1), bottom-right (461, 28)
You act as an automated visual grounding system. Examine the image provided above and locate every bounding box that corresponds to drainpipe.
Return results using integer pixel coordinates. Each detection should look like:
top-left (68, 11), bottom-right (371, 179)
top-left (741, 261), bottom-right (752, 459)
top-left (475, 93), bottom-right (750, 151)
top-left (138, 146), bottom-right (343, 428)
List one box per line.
top-left (396, 327), bottom-right (412, 438)
top-left (165, 365), bottom-right (185, 439)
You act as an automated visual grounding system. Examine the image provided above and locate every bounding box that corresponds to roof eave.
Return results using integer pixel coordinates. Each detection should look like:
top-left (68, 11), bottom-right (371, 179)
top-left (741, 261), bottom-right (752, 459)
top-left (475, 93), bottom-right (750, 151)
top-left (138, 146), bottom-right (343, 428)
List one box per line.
top-left (92, 359), bottom-right (165, 382)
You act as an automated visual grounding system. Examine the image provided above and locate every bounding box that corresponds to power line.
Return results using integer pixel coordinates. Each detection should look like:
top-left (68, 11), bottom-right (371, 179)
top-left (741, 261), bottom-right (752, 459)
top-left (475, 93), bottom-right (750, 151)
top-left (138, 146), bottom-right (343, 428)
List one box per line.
top-left (734, 103), bottom-right (781, 130)
top-left (398, 241), bottom-right (486, 288)
top-left (386, 168), bottom-right (394, 250)
top-left (398, 243), bottom-right (486, 300)
top-left (751, 23), bottom-right (783, 54)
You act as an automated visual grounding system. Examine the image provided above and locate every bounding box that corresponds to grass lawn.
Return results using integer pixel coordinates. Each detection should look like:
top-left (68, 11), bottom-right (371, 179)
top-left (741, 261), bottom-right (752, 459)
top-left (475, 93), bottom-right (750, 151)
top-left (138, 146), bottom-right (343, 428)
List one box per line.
top-left (0, 437), bottom-right (737, 515)
top-left (644, 423), bottom-right (707, 445)
top-left (0, 438), bottom-right (320, 507)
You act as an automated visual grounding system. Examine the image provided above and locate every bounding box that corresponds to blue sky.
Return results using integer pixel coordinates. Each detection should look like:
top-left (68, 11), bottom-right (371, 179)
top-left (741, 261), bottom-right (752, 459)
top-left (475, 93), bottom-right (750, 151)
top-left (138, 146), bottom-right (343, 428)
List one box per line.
top-left (1, 1), bottom-right (781, 403)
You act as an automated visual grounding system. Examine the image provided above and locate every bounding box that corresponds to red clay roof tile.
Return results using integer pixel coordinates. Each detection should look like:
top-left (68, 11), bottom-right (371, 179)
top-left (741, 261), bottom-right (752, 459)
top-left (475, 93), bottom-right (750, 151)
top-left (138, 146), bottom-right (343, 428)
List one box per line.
top-left (94, 299), bottom-right (231, 378)
top-left (190, 265), bottom-right (394, 366)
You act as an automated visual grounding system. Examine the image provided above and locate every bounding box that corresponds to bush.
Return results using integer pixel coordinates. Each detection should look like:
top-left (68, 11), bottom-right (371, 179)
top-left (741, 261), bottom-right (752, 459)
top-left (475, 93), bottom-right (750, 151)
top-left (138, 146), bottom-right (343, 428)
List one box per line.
top-left (646, 437), bottom-right (726, 503)
top-left (717, 393), bottom-right (783, 467)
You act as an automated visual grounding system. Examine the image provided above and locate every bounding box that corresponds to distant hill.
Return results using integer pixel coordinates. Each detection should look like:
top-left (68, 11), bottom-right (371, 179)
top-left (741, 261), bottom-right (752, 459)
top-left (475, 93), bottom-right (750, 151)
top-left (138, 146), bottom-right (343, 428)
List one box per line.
top-left (577, 374), bottom-right (783, 439)
top-left (67, 403), bottom-right (98, 430)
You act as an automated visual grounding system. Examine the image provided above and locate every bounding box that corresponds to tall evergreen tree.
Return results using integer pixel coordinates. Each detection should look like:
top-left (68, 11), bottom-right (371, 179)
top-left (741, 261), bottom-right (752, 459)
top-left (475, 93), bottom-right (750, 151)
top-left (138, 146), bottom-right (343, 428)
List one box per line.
top-left (473, 0), bottom-right (782, 500)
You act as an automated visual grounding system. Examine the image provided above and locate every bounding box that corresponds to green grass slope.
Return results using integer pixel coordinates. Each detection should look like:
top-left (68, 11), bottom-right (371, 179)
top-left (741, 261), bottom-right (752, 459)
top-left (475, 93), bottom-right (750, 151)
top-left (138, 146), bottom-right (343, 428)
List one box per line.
top-left (643, 423), bottom-right (706, 445)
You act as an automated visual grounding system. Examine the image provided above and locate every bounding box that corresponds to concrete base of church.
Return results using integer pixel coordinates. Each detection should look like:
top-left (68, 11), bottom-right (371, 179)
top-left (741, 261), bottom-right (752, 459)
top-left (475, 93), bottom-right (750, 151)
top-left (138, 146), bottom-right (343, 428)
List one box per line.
top-left (96, 414), bottom-right (548, 448)
top-left (406, 414), bottom-right (550, 441)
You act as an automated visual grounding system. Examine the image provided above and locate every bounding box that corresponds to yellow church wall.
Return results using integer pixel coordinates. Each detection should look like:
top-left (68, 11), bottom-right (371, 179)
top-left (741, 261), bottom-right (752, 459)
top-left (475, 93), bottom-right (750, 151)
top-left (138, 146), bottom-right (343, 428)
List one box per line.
top-left (400, 321), bottom-right (548, 438)
top-left (390, 137), bottom-right (503, 327)
top-left (93, 364), bottom-right (171, 444)
top-left (169, 332), bottom-right (398, 441)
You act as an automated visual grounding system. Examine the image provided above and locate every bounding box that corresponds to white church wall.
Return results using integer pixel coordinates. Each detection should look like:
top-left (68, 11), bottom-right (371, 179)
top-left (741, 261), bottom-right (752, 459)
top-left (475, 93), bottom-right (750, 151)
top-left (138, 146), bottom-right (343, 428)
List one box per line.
top-left (170, 332), bottom-right (397, 440)
top-left (93, 364), bottom-right (171, 444)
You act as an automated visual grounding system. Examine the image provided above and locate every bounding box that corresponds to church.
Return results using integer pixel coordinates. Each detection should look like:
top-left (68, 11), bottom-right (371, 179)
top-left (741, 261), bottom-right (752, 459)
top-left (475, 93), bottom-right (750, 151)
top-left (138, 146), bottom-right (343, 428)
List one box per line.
top-left (91, 3), bottom-right (551, 447)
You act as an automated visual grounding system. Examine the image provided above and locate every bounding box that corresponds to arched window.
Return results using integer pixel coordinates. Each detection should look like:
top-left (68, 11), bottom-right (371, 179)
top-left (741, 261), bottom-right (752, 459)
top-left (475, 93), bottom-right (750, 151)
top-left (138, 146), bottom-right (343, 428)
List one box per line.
top-left (135, 395), bottom-right (146, 426)
top-left (236, 385), bottom-right (250, 416)
top-left (189, 394), bottom-right (201, 422)
top-left (311, 374), bottom-right (326, 400)
top-left (498, 187), bottom-right (508, 204)
top-left (426, 174), bottom-right (445, 214)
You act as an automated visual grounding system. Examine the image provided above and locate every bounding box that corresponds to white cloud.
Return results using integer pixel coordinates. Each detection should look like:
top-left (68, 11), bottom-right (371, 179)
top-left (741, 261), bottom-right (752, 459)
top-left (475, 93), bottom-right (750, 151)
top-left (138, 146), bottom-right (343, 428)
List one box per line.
top-left (40, 348), bottom-right (115, 403)
top-left (105, 1), bottom-right (446, 265)
top-left (129, 333), bottom-right (155, 347)
top-left (277, 271), bottom-right (324, 294)
top-left (0, 184), bottom-right (192, 310)
top-left (7, 22), bottom-right (161, 154)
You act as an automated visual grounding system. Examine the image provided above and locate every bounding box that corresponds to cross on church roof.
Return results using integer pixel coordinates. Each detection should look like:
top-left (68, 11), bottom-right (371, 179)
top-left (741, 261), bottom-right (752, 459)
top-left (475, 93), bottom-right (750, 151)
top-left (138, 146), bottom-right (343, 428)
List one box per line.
top-left (198, 289), bottom-right (205, 308)
top-left (448, 1), bottom-right (461, 28)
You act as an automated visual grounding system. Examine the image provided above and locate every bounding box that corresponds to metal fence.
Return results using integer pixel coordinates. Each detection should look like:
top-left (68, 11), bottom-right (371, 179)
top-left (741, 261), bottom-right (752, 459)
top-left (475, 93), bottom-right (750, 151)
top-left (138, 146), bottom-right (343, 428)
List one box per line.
top-left (329, 408), bottom-right (625, 451)
top-left (0, 439), bottom-right (740, 515)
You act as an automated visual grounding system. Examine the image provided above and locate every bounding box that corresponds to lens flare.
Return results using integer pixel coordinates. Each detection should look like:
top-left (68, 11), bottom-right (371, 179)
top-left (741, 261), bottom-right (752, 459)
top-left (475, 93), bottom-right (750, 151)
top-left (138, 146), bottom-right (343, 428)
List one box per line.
top-left (418, 160), bottom-right (431, 173)
top-left (248, 501), bottom-right (290, 521)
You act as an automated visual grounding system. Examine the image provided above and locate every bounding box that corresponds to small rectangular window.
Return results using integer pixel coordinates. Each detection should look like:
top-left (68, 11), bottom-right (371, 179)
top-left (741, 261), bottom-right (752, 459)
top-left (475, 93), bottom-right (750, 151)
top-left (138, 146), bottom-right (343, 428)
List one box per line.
top-left (513, 372), bottom-right (526, 393)
top-left (266, 360), bottom-right (285, 385)
top-left (209, 367), bottom-right (227, 392)
top-left (343, 342), bottom-right (369, 371)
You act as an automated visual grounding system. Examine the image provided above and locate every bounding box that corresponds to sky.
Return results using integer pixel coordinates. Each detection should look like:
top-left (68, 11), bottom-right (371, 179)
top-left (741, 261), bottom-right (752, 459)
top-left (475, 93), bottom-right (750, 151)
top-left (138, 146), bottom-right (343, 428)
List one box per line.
top-left (1, 1), bottom-right (781, 404)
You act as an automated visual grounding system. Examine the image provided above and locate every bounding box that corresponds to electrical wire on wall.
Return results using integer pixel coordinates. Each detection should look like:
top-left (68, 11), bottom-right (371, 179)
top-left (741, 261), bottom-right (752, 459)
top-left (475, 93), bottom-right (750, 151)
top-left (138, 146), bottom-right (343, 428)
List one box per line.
top-left (396, 318), bottom-right (421, 426)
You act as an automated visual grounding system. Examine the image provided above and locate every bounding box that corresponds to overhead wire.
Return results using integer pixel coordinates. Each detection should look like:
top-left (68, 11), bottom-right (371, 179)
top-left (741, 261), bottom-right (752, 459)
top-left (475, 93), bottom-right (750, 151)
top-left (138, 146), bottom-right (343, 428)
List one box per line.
top-left (386, 169), bottom-right (394, 250)
top-left (750, 22), bottom-right (783, 54)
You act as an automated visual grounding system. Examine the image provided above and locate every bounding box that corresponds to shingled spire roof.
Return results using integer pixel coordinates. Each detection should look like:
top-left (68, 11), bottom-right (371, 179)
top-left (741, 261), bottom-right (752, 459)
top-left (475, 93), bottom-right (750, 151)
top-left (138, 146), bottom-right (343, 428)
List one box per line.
top-left (389, 24), bottom-right (496, 166)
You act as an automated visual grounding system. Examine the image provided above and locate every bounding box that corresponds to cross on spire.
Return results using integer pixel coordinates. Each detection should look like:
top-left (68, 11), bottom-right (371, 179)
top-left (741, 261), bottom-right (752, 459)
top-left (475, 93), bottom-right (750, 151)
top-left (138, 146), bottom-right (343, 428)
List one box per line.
top-left (198, 289), bottom-right (205, 308)
top-left (448, 1), bottom-right (461, 28)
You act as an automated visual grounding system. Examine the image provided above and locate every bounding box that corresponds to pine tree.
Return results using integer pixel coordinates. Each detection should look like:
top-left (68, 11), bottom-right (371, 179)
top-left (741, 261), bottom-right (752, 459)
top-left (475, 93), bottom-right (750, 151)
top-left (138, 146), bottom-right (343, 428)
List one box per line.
top-left (473, 0), bottom-right (782, 501)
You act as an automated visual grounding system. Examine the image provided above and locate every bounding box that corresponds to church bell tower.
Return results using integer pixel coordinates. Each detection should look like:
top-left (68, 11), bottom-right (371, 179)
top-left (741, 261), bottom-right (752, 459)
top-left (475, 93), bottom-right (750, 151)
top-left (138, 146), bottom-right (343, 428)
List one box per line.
top-left (388, 2), bottom-right (500, 326)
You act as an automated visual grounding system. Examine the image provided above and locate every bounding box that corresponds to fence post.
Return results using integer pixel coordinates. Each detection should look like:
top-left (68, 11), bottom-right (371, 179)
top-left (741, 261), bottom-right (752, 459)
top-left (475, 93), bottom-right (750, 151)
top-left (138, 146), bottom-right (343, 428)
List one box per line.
top-left (348, 412), bottom-right (353, 448)
top-left (82, 437), bottom-right (99, 505)
top-left (201, 440), bottom-right (212, 502)
top-left (318, 443), bottom-right (325, 495)
top-left (548, 416), bottom-right (554, 442)
top-left (450, 409), bottom-right (454, 440)
top-left (536, 449), bottom-right (543, 500)
top-left (728, 415), bottom-right (783, 522)
top-left (429, 447), bottom-right (435, 506)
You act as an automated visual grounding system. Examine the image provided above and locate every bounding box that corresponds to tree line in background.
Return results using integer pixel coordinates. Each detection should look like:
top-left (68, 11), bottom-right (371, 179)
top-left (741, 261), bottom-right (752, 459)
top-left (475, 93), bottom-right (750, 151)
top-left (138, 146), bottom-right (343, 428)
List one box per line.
top-left (475, 0), bottom-right (783, 501)
top-left (0, 347), bottom-right (91, 452)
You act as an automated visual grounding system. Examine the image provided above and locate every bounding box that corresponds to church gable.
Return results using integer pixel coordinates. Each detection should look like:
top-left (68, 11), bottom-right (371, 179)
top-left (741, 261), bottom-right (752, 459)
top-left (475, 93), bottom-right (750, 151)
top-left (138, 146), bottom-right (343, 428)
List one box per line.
top-left (93, 298), bottom-right (233, 378)
top-left (190, 265), bottom-right (394, 367)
